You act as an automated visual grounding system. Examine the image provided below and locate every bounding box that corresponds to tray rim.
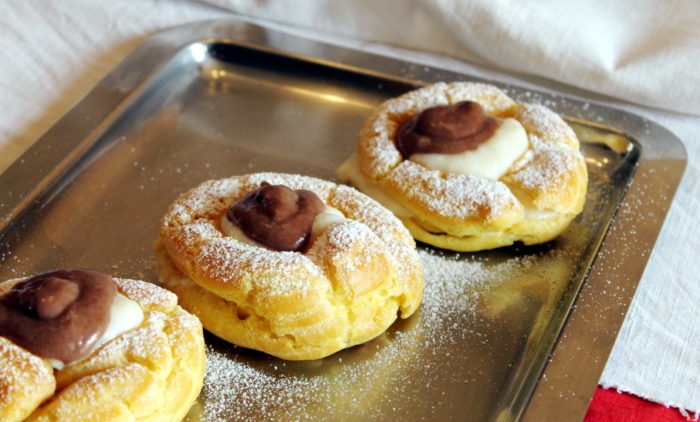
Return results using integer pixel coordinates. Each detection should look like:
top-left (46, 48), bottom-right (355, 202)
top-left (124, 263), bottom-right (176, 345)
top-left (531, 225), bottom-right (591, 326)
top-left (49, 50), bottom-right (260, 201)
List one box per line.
top-left (0, 18), bottom-right (688, 422)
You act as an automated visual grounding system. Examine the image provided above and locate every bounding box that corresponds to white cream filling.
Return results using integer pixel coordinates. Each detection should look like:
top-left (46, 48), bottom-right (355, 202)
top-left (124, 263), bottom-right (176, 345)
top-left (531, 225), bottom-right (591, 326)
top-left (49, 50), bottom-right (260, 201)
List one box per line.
top-left (99, 293), bottom-right (144, 345)
top-left (310, 206), bottom-right (346, 239)
top-left (49, 292), bottom-right (144, 370)
top-left (410, 118), bottom-right (529, 180)
top-left (523, 208), bottom-right (560, 220)
top-left (220, 205), bottom-right (348, 249)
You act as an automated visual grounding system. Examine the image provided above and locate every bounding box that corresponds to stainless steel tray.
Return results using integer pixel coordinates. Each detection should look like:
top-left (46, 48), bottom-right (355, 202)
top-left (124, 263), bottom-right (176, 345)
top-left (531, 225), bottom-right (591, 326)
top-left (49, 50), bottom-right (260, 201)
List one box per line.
top-left (0, 19), bottom-right (686, 422)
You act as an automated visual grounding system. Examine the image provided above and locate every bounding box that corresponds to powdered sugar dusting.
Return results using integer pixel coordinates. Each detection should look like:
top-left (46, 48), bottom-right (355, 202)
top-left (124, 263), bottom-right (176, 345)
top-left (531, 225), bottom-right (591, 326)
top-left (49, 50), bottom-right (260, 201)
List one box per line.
top-left (201, 349), bottom-right (329, 420)
top-left (0, 337), bottom-right (53, 407)
top-left (328, 184), bottom-right (420, 285)
top-left (307, 220), bottom-right (382, 275)
top-left (200, 326), bottom-right (423, 422)
top-left (330, 185), bottom-right (413, 247)
top-left (44, 364), bottom-right (146, 419)
top-left (386, 160), bottom-right (520, 219)
top-left (165, 178), bottom-right (243, 226)
top-left (513, 103), bottom-right (578, 148)
top-left (509, 135), bottom-right (581, 191)
top-left (358, 122), bottom-right (402, 180)
top-left (115, 277), bottom-right (177, 311)
top-left (418, 249), bottom-right (493, 328)
top-left (445, 82), bottom-right (515, 114)
top-left (70, 311), bottom-right (169, 377)
top-left (196, 238), bottom-right (318, 296)
top-left (196, 247), bottom-right (563, 421)
top-left (380, 82), bottom-right (450, 116)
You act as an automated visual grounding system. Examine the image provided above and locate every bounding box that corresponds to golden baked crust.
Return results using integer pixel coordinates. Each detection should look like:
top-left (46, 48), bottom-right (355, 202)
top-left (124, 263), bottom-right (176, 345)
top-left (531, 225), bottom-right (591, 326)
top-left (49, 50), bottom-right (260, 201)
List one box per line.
top-left (0, 337), bottom-right (55, 422)
top-left (338, 82), bottom-right (588, 251)
top-left (157, 172), bottom-right (423, 360)
top-left (0, 277), bottom-right (205, 422)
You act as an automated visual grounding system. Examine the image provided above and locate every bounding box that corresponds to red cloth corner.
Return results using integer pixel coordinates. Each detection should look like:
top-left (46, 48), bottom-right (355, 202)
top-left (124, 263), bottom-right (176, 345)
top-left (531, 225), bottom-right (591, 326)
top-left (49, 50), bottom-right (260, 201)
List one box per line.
top-left (584, 386), bottom-right (691, 422)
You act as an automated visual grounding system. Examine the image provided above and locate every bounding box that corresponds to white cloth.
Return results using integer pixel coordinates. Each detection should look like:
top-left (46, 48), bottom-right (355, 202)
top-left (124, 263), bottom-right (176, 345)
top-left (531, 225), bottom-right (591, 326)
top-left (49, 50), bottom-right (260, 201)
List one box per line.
top-left (1, 0), bottom-right (699, 416)
top-left (202, 0), bottom-right (700, 116)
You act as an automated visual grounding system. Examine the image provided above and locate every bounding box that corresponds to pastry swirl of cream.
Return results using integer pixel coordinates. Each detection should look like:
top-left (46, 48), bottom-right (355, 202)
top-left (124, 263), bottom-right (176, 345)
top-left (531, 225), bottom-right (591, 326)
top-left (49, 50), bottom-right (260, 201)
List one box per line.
top-left (227, 182), bottom-right (326, 252)
top-left (397, 101), bottom-right (501, 157)
top-left (0, 269), bottom-right (116, 364)
top-left (411, 117), bottom-right (529, 180)
top-left (396, 100), bottom-right (528, 180)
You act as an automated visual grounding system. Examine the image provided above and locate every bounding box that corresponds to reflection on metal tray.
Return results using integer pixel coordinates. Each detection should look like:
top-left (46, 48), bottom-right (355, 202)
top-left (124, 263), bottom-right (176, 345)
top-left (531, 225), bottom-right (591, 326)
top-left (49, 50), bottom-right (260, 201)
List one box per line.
top-left (0, 20), bottom-right (686, 422)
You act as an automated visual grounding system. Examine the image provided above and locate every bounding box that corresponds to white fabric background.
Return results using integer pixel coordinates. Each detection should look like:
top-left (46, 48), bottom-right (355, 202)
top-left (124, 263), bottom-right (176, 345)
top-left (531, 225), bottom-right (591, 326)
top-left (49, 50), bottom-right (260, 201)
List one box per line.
top-left (1, 0), bottom-right (699, 417)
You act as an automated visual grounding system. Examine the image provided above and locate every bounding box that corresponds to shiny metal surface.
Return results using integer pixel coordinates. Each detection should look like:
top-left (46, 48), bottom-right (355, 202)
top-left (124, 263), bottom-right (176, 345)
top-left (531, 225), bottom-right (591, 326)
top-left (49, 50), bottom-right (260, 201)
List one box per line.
top-left (0, 20), bottom-right (686, 422)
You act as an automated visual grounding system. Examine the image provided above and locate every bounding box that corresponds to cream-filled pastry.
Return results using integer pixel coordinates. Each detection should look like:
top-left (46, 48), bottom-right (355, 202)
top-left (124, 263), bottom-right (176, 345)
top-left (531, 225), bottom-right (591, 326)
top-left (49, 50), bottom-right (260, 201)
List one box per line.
top-left (337, 82), bottom-right (588, 252)
top-left (156, 172), bottom-right (423, 360)
top-left (0, 269), bottom-right (205, 422)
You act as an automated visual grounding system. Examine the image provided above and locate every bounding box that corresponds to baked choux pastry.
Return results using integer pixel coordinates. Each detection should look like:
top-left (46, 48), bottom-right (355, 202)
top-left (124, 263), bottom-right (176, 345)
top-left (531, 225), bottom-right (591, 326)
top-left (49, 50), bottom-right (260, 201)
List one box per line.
top-left (337, 82), bottom-right (588, 252)
top-left (156, 172), bottom-right (423, 360)
top-left (0, 269), bottom-right (205, 422)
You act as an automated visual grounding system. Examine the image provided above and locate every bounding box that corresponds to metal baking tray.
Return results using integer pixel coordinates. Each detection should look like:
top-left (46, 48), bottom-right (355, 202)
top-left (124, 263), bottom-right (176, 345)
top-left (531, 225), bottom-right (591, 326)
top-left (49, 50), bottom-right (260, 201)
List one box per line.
top-left (0, 19), bottom-right (686, 422)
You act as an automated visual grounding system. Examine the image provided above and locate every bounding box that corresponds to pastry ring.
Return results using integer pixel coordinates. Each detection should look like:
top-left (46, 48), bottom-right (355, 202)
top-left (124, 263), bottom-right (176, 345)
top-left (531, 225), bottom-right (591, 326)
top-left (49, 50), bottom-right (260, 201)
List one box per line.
top-left (0, 271), bottom-right (205, 422)
top-left (156, 172), bottom-right (423, 360)
top-left (338, 82), bottom-right (588, 251)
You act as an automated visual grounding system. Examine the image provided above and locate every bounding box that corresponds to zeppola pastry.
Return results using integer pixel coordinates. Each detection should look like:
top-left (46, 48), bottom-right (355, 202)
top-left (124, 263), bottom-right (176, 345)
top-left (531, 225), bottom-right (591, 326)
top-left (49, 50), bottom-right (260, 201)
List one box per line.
top-left (0, 269), bottom-right (206, 422)
top-left (337, 82), bottom-right (588, 252)
top-left (156, 172), bottom-right (423, 360)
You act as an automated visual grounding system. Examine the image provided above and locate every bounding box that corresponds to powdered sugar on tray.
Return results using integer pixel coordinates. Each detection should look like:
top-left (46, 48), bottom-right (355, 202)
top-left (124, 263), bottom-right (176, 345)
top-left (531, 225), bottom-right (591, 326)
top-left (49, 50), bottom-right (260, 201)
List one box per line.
top-left (417, 250), bottom-right (497, 327)
top-left (201, 328), bottom-right (425, 421)
top-left (196, 247), bottom-right (550, 421)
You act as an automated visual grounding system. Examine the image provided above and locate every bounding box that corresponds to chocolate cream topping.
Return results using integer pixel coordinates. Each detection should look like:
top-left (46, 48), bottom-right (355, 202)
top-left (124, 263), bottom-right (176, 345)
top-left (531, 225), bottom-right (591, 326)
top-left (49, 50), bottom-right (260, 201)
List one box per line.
top-left (396, 101), bottom-right (502, 158)
top-left (227, 182), bottom-right (325, 252)
top-left (0, 269), bottom-right (117, 364)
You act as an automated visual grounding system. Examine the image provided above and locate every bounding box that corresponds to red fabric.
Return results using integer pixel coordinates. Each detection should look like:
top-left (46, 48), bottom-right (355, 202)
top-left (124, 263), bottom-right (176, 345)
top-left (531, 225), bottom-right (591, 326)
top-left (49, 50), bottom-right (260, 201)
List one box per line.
top-left (584, 386), bottom-right (691, 422)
